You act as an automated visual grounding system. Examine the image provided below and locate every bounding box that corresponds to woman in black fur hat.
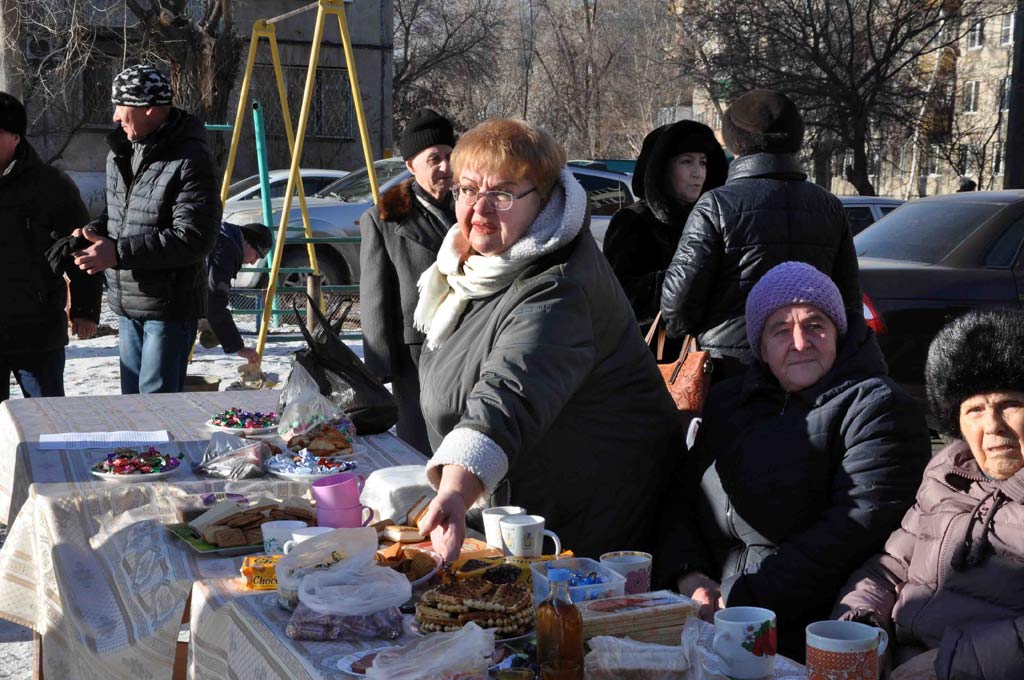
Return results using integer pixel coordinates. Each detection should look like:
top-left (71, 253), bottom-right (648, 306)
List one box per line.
top-left (602, 120), bottom-right (727, 357)
top-left (834, 309), bottom-right (1024, 679)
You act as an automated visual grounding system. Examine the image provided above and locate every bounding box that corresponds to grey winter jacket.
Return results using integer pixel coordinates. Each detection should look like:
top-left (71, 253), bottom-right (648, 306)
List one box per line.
top-left (92, 108), bottom-right (221, 320)
top-left (418, 227), bottom-right (680, 559)
top-left (834, 442), bottom-right (1024, 680)
top-left (655, 317), bottom-right (930, 659)
top-left (660, 153), bottom-right (861, 366)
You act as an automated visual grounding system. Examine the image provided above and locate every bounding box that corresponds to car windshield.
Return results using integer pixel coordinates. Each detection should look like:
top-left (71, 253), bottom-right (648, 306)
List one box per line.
top-left (228, 175), bottom-right (261, 197)
top-left (855, 201), bottom-right (1003, 264)
top-left (317, 159), bottom-right (407, 202)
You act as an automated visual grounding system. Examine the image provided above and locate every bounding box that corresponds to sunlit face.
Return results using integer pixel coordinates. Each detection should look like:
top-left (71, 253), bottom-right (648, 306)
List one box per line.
top-left (669, 152), bottom-right (707, 204)
top-left (760, 304), bottom-right (839, 393)
top-left (455, 168), bottom-right (544, 256)
top-left (959, 391), bottom-right (1024, 480)
top-left (0, 130), bottom-right (20, 170)
top-left (113, 105), bottom-right (166, 142)
top-left (406, 145), bottom-right (454, 201)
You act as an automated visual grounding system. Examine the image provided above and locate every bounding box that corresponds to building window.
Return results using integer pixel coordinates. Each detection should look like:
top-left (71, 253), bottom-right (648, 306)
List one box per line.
top-left (962, 80), bottom-right (979, 113)
top-left (993, 141), bottom-right (1005, 175)
top-left (82, 60), bottom-right (116, 126)
top-left (959, 144), bottom-right (978, 174)
top-left (927, 145), bottom-right (941, 176)
top-left (968, 19), bottom-right (985, 49)
top-left (251, 64), bottom-right (354, 140)
top-left (1001, 13), bottom-right (1015, 46)
top-left (997, 75), bottom-right (1012, 111)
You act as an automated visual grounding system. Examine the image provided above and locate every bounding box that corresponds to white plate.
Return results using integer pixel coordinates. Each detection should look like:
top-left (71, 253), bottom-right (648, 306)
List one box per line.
top-left (265, 468), bottom-right (351, 482)
top-left (409, 620), bottom-right (534, 643)
top-left (205, 419), bottom-right (278, 436)
top-left (90, 463), bottom-right (184, 483)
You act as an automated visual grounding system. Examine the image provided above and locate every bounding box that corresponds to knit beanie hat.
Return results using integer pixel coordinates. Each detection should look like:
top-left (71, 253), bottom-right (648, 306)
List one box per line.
top-left (925, 309), bottom-right (1024, 437)
top-left (111, 65), bottom-right (173, 107)
top-left (237, 222), bottom-right (273, 256)
top-left (722, 89), bottom-right (803, 156)
top-left (400, 109), bottom-right (456, 160)
top-left (0, 92), bottom-right (26, 137)
top-left (745, 261), bottom-right (848, 359)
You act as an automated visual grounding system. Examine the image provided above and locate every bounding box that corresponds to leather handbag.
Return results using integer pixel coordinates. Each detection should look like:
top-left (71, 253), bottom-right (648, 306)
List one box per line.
top-left (645, 311), bottom-right (713, 416)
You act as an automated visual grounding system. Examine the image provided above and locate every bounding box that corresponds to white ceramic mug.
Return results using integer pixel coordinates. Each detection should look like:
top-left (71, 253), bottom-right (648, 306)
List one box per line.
top-left (282, 526), bottom-right (334, 554)
top-left (498, 514), bottom-right (561, 558)
top-left (806, 620), bottom-right (888, 680)
top-left (599, 551), bottom-right (653, 594)
top-left (481, 506), bottom-right (527, 549)
top-left (712, 606), bottom-right (777, 680)
top-left (261, 520), bottom-right (308, 555)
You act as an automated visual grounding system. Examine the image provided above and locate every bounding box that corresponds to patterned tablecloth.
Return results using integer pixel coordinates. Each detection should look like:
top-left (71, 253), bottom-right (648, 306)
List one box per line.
top-left (0, 390), bottom-right (427, 679)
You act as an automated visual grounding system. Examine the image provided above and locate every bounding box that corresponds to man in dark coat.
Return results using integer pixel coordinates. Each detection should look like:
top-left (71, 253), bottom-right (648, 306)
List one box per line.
top-left (74, 65), bottom-right (221, 394)
top-left (203, 222), bottom-right (272, 365)
top-left (660, 89), bottom-right (861, 379)
top-left (359, 109), bottom-right (456, 453)
top-left (0, 92), bottom-right (102, 402)
top-left (602, 120), bottom-right (727, 355)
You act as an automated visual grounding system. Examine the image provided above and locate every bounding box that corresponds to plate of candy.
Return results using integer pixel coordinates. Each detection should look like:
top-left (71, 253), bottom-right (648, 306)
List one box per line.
top-left (265, 450), bottom-right (358, 481)
top-left (206, 408), bottom-right (279, 435)
top-left (91, 447), bottom-right (184, 482)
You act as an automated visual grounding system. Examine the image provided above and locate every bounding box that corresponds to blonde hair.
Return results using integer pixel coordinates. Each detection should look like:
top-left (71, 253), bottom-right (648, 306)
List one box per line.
top-left (451, 118), bottom-right (566, 198)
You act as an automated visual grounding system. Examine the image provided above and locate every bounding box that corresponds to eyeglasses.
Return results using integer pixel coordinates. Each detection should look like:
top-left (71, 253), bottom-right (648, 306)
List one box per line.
top-left (452, 185), bottom-right (536, 211)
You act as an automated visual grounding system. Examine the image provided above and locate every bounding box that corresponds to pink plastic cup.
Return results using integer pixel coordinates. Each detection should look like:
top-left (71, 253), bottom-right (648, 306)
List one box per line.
top-left (318, 503), bottom-right (373, 528)
top-left (311, 472), bottom-right (365, 509)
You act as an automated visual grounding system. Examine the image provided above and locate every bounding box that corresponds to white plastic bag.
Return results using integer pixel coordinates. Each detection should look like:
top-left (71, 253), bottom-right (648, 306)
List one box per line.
top-left (585, 635), bottom-right (691, 679)
top-left (365, 621), bottom-right (495, 680)
top-left (277, 362), bottom-right (345, 437)
top-left (299, 560), bottom-right (411, 616)
top-left (360, 465), bottom-right (435, 524)
top-left (194, 432), bottom-right (269, 479)
top-left (276, 527), bottom-right (378, 610)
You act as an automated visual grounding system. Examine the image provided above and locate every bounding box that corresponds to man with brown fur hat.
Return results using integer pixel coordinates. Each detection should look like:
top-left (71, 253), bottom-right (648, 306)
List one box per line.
top-left (661, 88), bottom-right (861, 379)
top-left (359, 109), bottom-right (456, 453)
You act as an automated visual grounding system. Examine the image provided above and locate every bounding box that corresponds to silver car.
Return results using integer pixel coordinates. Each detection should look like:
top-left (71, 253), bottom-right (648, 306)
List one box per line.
top-left (225, 160), bottom-right (636, 287)
top-left (225, 168), bottom-right (350, 205)
top-left (838, 195), bottom-right (905, 235)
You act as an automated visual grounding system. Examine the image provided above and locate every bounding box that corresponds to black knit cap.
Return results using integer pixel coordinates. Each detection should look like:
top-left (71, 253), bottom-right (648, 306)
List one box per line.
top-left (722, 89), bottom-right (804, 156)
top-left (926, 309), bottom-right (1024, 436)
top-left (0, 92), bottom-right (26, 137)
top-left (400, 108), bottom-right (455, 160)
top-left (237, 222), bottom-right (273, 256)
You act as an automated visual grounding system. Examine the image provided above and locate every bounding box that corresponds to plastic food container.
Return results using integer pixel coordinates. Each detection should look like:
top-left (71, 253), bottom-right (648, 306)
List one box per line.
top-left (530, 557), bottom-right (625, 605)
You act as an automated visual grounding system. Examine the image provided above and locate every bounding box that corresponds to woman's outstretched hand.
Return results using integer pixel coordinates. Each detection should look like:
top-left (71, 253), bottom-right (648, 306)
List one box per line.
top-left (418, 465), bottom-right (485, 563)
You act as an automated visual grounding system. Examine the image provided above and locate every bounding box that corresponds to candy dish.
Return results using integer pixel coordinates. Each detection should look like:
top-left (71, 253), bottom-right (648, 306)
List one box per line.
top-left (91, 447), bottom-right (184, 482)
top-left (265, 450), bottom-right (358, 481)
top-left (207, 408), bottom-right (279, 435)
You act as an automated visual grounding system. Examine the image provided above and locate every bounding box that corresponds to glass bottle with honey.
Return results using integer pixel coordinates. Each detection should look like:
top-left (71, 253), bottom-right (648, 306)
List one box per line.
top-left (536, 568), bottom-right (584, 680)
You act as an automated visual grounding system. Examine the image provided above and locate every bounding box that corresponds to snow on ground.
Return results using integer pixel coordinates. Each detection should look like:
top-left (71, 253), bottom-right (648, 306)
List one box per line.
top-left (7, 308), bottom-right (363, 399)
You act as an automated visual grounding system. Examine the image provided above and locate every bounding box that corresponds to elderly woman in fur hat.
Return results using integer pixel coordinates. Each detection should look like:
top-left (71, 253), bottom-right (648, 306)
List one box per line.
top-left (414, 119), bottom-right (679, 562)
top-left (834, 310), bottom-right (1024, 680)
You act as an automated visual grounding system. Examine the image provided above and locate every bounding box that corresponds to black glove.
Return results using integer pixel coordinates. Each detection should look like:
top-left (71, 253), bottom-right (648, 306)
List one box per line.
top-left (45, 231), bottom-right (90, 276)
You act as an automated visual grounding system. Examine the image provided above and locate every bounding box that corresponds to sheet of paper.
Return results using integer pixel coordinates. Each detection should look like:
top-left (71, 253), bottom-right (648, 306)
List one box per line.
top-left (38, 430), bottom-right (172, 450)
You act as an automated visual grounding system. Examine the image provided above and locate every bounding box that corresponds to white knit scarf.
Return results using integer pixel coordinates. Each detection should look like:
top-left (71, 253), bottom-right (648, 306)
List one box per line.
top-left (413, 168), bottom-right (587, 350)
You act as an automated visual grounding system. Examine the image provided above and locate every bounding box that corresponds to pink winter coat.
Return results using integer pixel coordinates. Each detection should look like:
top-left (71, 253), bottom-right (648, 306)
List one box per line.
top-left (833, 442), bottom-right (1024, 680)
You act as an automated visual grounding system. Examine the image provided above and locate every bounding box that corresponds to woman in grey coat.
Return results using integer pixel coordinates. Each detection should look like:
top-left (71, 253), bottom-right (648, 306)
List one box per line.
top-left (415, 118), bottom-right (680, 561)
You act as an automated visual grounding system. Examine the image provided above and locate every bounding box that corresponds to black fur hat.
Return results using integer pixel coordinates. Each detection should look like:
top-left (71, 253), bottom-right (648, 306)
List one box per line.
top-left (722, 89), bottom-right (803, 156)
top-left (925, 309), bottom-right (1024, 436)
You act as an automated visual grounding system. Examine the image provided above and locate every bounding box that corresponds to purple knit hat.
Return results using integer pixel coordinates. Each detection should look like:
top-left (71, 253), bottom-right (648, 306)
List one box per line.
top-left (745, 261), bottom-right (847, 359)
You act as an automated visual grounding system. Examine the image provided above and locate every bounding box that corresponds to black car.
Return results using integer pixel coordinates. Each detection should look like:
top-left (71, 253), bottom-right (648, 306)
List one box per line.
top-left (856, 190), bottom-right (1024, 400)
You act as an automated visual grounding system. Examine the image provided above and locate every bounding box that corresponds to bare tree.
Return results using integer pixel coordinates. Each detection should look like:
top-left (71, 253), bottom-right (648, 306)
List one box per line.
top-left (3, 0), bottom-right (241, 164)
top-left (678, 0), bottom-right (1004, 195)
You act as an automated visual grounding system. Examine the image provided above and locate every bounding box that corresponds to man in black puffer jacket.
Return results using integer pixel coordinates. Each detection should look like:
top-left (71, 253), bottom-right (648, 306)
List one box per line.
top-left (0, 93), bottom-right (102, 402)
top-left (660, 89), bottom-right (861, 379)
top-left (73, 65), bottom-right (220, 393)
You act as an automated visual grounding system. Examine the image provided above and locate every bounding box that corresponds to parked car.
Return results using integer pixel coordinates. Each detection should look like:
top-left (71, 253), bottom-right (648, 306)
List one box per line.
top-left (225, 168), bottom-right (350, 206)
top-left (856, 190), bottom-right (1024, 401)
top-left (838, 195), bottom-right (905, 234)
top-left (225, 160), bottom-right (636, 288)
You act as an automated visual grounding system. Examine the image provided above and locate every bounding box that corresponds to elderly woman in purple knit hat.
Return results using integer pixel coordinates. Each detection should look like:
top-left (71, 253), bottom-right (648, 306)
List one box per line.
top-left (656, 261), bottom-right (930, 660)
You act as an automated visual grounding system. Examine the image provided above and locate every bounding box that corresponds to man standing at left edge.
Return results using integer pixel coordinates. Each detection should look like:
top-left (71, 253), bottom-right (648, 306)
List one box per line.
top-left (74, 65), bottom-right (221, 393)
top-left (0, 92), bottom-right (101, 402)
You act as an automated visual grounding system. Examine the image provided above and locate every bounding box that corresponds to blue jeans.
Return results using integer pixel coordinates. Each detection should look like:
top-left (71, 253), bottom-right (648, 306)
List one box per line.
top-left (118, 317), bottom-right (198, 394)
top-left (1, 349), bottom-right (66, 402)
